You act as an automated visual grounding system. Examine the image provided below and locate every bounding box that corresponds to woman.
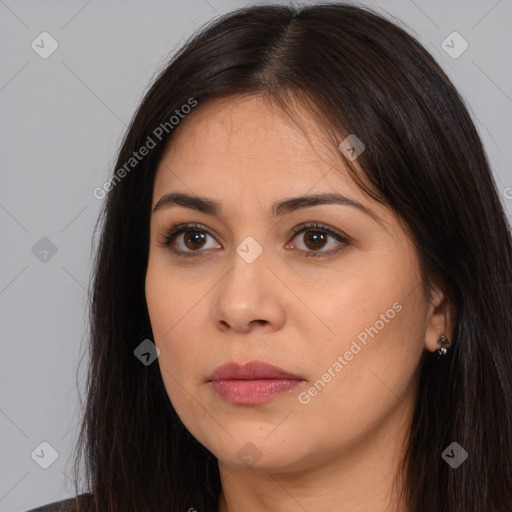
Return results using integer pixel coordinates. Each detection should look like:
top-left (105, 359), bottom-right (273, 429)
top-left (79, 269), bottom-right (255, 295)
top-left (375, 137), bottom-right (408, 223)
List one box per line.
top-left (28, 2), bottom-right (512, 511)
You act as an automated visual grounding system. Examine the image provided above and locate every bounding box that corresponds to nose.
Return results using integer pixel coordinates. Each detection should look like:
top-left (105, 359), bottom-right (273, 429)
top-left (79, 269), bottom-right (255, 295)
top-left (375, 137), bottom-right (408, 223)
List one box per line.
top-left (212, 249), bottom-right (286, 334)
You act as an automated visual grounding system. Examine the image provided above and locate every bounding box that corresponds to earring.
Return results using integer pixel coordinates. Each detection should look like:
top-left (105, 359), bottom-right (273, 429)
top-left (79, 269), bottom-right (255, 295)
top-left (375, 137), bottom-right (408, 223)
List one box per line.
top-left (435, 335), bottom-right (451, 359)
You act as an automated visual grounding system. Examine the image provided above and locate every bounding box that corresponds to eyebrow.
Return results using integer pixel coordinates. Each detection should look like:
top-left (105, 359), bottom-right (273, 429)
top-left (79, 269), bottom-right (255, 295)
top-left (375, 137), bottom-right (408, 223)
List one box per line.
top-left (152, 192), bottom-right (381, 224)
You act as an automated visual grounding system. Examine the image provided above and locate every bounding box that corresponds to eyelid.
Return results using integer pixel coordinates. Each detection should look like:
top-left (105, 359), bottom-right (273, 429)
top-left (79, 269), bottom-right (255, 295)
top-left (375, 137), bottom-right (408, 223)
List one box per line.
top-left (289, 222), bottom-right (349, 241)
top-left (287, 222), bottom-right (350, 257)
top-left (158, 221), bottom-right (350, 257)
top-left (158, 223), bottom-right (221, 255)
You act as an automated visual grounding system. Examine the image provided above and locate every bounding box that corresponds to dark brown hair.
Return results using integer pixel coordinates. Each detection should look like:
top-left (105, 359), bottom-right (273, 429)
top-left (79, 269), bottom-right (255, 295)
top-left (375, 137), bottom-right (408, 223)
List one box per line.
top-left (72, 3), bottom-right (512, 511)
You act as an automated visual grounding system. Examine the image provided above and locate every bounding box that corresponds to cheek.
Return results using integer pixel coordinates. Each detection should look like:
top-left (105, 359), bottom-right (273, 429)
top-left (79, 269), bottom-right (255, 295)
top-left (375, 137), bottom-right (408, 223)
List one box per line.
top-left (303, 290), bottom-right (426, 429)
top-left (315, 256), bottom-right (418, 351)
top-left (145, 251), bottom-right (206, 338)
top-left (145, 263), bottom-right (190, 376)
top-left (145, 259), bottom-right (213, 398)
top-left (299, 262), bottom-right (427, 415)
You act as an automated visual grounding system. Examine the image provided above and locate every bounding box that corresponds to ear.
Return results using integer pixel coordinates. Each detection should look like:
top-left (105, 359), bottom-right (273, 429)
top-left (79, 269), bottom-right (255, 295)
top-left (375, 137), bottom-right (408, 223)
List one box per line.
top-left (424, 282), bottom-right (454, 353)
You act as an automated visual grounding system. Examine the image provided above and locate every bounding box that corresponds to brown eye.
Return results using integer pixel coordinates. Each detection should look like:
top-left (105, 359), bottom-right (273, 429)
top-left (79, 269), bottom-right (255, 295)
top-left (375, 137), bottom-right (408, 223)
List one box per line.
top-left (162, 223), bottom-right (221, 256)
top-left (161, 222), bottom-right (349, 258)
top-left (182, 230), bottom-right (207, 250)
top-left (288, 222), bottom-right (350, 258)
top-left (302, 230), bottom-right (328, 251)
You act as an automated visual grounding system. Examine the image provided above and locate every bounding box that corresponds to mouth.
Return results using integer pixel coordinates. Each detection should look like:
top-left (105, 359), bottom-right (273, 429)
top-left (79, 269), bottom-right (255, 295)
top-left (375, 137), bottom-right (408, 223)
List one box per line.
top-left (209, 360), bottom-right (303, 381)
top-left (209, 379), bottom-right (303, 405)
top-left (208, 360), bottom-right (305, 405)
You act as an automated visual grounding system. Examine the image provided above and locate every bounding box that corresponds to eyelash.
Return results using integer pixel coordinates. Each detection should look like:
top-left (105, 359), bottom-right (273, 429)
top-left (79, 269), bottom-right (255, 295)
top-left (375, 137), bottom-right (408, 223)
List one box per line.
top-left (159, 222), bottom-right (350, 258)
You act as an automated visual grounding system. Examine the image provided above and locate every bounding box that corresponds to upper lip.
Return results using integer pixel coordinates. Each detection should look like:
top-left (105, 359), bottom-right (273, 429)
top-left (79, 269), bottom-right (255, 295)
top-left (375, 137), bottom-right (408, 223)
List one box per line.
top-left (209, 360), bottom-right (303, 381)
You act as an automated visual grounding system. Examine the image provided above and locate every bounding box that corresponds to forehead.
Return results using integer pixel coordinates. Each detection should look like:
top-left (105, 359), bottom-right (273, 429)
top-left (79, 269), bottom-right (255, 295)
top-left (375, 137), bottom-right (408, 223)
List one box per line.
top-left (153, 94), bottom-right (361, 198)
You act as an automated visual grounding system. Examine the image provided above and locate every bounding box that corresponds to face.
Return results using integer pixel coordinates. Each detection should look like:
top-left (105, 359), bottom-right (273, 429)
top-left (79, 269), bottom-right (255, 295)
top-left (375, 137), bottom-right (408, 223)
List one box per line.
top-left (145, 94), bottom-right (446, 473)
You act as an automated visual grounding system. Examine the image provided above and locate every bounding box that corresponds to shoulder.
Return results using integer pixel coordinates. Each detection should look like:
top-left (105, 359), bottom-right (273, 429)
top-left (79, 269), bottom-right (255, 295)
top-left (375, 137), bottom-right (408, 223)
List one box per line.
top-left (25, 493), bottom-right (94, 512)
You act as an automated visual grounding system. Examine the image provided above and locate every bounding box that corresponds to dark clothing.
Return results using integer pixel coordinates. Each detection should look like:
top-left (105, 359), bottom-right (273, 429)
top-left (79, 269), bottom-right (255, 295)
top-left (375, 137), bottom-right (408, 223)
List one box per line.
top-left (26, 494), bottom-right (93, 512)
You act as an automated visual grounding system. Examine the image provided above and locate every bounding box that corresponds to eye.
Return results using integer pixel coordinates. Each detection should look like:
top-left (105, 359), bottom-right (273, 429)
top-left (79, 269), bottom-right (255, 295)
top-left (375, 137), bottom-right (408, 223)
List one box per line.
top-left (286, 222), bottom-right (350, 258)
top-left (159, 222), bottom-right (350, 258)
top-left (159, 223), bottom-right (221, 257)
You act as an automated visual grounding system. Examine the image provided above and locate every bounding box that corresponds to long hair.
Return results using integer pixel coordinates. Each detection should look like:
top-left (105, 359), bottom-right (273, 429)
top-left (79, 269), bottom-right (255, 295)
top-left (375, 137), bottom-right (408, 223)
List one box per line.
top-left (72, 3), bottom-right (512, 511)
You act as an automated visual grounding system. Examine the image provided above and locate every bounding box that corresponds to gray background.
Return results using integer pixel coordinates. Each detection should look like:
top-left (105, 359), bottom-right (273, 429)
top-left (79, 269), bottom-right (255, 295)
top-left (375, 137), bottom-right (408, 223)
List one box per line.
top-left (1, 0), bottom-right (511, 510)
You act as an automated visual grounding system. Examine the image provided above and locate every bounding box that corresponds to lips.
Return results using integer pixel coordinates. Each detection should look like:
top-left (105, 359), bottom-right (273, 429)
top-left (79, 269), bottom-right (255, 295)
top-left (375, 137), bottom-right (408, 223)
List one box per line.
top-left (209, 360), bottom-right (302, 381)
top-left (208, 360), bottom-right (305, 405)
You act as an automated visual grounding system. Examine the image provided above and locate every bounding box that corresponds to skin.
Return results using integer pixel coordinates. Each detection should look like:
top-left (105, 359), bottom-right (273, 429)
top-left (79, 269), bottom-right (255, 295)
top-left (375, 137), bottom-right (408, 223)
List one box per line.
top-left (145, 94), bottom-right (453, 512)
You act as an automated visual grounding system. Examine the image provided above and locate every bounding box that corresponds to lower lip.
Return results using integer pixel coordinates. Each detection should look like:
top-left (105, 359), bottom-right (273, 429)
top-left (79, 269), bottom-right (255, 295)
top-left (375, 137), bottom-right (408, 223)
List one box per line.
top-left (210, 379), bottom-right (303, 405)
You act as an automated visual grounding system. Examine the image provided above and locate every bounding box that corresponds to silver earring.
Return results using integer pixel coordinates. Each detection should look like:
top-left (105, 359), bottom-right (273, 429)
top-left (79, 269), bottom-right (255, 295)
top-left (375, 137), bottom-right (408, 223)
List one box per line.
top-left (435, 335), bottom-right (451, 359)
